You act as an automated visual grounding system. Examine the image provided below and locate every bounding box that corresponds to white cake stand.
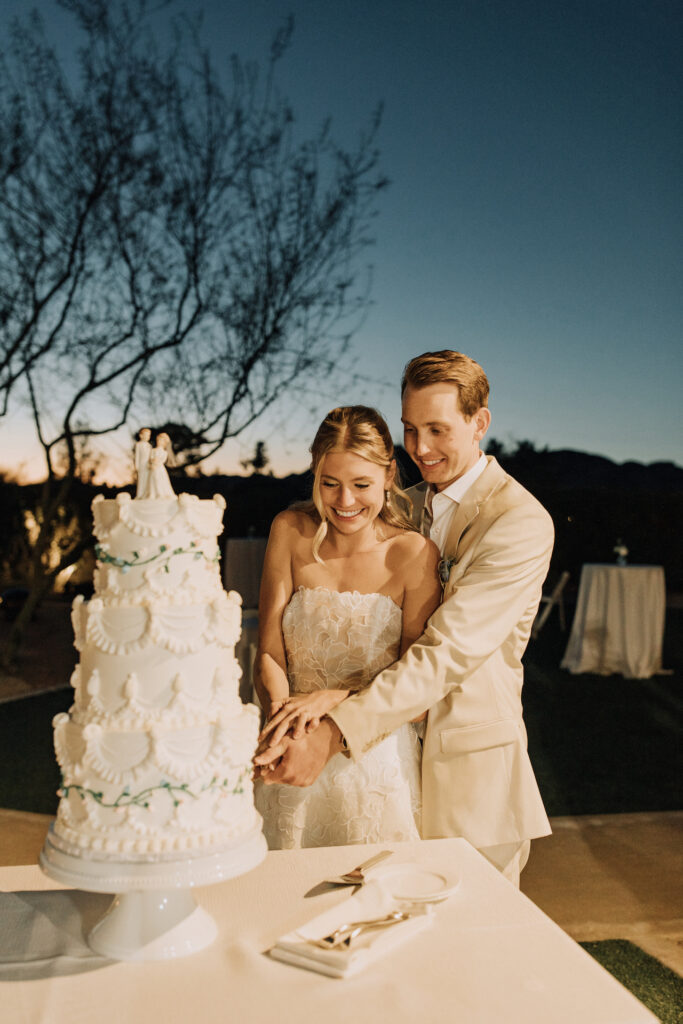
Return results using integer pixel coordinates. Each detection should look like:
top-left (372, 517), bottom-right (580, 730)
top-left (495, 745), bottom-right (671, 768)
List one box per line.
top-left (40, 822), bottom-right (267, 961)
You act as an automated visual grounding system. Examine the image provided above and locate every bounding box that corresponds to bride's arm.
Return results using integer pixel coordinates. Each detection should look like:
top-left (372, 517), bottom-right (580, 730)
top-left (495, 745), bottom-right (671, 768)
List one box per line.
top-left (399, 534), bottom-right (441, 654)
top-left (253, 513), bottom-right (297, 721)
top-left (398, 534), bottom-right (441, 722)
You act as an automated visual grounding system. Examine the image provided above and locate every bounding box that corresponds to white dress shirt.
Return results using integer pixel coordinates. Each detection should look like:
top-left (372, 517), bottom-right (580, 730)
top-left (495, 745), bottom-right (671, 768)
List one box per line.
top-left (429, 452), bottom-right (488, 555)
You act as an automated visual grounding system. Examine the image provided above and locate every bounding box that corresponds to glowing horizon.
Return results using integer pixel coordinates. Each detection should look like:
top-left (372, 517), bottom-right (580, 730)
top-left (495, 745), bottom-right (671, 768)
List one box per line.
top-left (1, 1), bottom-right (681, 481)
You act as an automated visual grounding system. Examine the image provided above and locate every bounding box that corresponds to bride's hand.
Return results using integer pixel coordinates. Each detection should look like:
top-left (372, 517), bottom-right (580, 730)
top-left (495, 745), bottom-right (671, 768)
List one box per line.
top-left (266, 698), bottom-right (288, 721)
top-left (258, 690), bottom-right (349, 747)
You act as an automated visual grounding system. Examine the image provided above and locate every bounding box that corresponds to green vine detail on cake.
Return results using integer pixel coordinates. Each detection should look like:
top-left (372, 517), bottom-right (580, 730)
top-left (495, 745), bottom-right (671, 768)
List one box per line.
top-left (95, 541), bottom-right (220, 575)
top-left (59, 769), bottom-right (248, 809)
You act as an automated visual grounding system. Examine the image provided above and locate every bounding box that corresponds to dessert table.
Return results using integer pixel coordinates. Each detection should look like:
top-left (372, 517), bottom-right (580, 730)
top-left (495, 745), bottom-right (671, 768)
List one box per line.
top-left (561, 564), bottom-right (666, 679)
top-left (224, 538), bottom-right (266, 700)
top-left (222, 537), bottom-right (267, 608)
top-left (0, 839), bottom-right (657, 1023)
top-left (235, 607), bottom-right (259, 703)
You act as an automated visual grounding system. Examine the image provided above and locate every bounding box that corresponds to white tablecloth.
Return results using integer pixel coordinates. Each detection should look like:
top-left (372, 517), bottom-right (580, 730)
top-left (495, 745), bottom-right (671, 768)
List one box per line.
top-left (222, 537), bottom-right (267, 608)
top-left (561, 564), bottom-right (666, 679)
top-left (0, 839), bottom-right (657, 1024)
top-left (235, 608), bottom-right (259, 704)
top-left (222, 538), bottom-right (266, 702)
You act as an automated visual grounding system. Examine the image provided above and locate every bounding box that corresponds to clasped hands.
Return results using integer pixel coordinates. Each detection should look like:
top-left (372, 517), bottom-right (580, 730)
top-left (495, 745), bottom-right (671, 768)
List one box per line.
top-left (252, 689), bottom-right (348, 785)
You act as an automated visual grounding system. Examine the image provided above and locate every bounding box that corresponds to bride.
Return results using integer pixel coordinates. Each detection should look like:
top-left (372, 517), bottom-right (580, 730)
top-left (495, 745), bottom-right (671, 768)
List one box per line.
top-left (253, 405), bottom-right (440, 847)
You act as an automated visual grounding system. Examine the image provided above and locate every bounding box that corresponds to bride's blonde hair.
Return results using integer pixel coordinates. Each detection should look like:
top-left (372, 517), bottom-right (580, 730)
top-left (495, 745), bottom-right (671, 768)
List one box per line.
top-left (298, 406), bottom-right (415, 562)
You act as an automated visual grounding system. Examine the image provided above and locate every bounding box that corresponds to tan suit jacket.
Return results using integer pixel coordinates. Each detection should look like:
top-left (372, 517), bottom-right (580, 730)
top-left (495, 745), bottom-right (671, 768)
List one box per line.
top-left (330, 456), bottom-right (553, 848)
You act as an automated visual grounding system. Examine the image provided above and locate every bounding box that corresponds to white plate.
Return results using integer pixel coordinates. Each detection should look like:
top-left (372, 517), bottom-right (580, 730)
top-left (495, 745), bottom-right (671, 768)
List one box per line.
top-left (370, 862), bottom-right (459, 903)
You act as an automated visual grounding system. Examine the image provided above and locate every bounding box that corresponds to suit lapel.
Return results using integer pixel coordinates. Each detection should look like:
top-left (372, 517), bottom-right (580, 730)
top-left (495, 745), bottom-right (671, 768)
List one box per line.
top-left (442, 456), bottom-right (507, 557)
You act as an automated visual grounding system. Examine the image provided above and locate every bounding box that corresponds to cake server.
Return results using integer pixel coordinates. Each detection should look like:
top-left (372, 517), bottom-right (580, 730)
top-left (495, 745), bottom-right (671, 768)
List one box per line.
top-left (322, 850), bottom-right (393, 887)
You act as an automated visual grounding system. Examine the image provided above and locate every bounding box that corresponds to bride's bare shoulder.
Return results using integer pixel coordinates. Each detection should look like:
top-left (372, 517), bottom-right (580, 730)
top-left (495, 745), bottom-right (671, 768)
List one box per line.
top-left (389, 527), bottom-right (439, 565)
top-left (270, 508), bottom-right (318, 540)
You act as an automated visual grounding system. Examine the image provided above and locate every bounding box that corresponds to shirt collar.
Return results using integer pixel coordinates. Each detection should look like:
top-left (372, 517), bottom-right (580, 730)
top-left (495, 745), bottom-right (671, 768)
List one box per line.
top-left (432, 451), bottom-right (487, 505)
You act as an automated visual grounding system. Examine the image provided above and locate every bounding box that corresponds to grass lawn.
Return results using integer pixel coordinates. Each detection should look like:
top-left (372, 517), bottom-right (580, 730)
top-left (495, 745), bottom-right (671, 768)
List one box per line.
top-left (523, 610), bottom-right (682, 816)
top-left (0, 607), bottom-right (681, 817)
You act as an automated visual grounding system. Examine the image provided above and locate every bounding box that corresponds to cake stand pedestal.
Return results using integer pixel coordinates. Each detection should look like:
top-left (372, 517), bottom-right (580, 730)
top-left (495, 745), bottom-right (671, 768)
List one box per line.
top-left (40, 822), bottom-right (267, 961)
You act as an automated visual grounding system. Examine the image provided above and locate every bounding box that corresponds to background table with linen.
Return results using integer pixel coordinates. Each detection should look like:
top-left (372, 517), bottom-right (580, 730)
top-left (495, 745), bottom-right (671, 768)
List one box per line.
top-left (222, 537), bottom-right (267, 609)
top-left (222, 537), bottom-right (267, 701)
top-left (561, 564), bottom-right (666, 679)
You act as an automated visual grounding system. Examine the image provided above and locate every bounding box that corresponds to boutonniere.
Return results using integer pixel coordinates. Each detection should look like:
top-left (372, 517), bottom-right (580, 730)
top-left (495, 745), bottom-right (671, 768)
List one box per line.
top-left (438, 556), bottom-right (456, 589)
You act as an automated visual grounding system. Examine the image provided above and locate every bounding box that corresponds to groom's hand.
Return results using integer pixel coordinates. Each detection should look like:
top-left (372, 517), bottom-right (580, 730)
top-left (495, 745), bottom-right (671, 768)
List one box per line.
top-left (253, 718), bottom-right (345, 786)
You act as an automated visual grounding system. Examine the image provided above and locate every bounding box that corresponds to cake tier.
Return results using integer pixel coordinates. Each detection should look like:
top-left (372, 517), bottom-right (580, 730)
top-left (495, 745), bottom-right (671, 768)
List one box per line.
top-left (51, 490), bottom-right (263, 860)
top-left (91, 492), bottom-right (226, 602)
top-left (72, 588), bottom-right (242, 655)
top-left (52, 702), bottom-right (260, 857)
top-left (68, 658), bottom-right (243, 726)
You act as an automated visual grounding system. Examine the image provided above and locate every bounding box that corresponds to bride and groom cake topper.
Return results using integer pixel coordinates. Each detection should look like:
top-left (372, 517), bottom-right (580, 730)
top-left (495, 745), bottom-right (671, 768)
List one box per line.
top-left (135, 427), bottom-right (176, 499)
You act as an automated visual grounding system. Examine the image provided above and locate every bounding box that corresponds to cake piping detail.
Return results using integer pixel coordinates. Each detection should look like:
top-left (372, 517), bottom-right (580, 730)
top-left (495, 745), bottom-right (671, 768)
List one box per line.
top-left (51, 492), bottom-right (262, 861)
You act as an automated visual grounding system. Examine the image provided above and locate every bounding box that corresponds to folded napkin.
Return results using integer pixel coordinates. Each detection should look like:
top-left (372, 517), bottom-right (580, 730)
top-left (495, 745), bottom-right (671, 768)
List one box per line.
top-left (269, 878), bottom-right (433, 978)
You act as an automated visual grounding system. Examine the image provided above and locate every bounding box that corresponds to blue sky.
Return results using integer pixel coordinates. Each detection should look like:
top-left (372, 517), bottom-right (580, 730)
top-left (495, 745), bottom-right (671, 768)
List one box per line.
top-left (2, 0), bottom-right (681, 480)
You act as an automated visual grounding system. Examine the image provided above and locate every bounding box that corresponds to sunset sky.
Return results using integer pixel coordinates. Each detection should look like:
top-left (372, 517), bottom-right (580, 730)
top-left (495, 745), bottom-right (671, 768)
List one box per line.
top-left (2, 0), bottom-right (681, 482)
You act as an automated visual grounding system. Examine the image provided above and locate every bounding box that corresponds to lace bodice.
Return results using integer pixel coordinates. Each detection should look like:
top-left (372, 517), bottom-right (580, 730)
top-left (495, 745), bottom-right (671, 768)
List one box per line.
top-left (255, 585), bottom-right (421, 849)
top-left (282, 587), bottom-right (402, 694)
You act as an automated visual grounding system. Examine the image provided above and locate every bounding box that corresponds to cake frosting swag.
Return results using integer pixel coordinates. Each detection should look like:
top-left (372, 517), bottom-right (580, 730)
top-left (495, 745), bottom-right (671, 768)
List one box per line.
top-left (51, 491), bottom-right (261, 859)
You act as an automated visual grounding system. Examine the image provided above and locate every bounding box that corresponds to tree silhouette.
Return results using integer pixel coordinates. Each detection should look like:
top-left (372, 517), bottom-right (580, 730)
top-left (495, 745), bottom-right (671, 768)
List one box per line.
top-left (0, 0), bottom-right (386, 664)
top-left (240, 441), bottom-right (270, 475)
top-left (484, 437), bottom-right (508, 460)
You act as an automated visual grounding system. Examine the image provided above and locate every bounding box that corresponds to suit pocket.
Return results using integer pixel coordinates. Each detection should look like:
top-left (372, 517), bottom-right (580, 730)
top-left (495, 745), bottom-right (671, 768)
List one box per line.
top-left (439, 718), bottom-right (520, 755)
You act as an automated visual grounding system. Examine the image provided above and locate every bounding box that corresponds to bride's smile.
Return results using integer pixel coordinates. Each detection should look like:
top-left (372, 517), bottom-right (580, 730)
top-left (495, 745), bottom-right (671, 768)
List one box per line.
top-left (333, 507), bottom-right (364, 519)
top-left (318, 450), bottom-right (392, 535)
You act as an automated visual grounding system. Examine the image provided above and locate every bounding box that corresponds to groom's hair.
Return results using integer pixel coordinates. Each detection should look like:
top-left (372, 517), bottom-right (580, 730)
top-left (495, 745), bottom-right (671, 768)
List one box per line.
top-left (401, 350), bottom-right (489, 419)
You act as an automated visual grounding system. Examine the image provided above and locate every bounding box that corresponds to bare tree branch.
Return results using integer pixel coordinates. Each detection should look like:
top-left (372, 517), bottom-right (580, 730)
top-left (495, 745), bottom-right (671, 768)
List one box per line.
top-left (0, 0), bottom-right (386, 662)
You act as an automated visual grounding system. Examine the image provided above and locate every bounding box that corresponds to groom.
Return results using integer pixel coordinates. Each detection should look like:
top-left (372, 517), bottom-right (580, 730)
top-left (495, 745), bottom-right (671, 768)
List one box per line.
top-left (256, 350), bottom-right (554, 885)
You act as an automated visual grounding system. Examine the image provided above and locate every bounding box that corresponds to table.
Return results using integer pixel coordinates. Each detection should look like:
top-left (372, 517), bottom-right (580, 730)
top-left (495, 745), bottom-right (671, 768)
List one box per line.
top-left (235, 608), bottom-right (259, 704)
top-left (222, 537), bottom-right (268, 609)
top-left (222, 537), bottom-right (266, 702)
top-left (0, 840), bottom-right (657, 1024)
top-left (561, 564), bottom-right (666, 679)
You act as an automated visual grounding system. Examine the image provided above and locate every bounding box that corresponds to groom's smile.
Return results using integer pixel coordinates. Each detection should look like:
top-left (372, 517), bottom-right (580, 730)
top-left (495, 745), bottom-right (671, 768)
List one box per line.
top-left (402, 383), bottom-right (490, 491)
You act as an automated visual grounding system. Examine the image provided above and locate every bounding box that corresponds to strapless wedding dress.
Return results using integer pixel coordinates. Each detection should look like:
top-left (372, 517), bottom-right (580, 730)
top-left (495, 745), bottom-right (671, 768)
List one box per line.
top-left (255, 586), bottom-right (422, 848)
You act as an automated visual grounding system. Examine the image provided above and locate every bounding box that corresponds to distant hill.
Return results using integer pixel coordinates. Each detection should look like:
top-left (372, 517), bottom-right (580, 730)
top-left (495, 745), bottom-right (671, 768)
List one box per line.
top-left (2, 447), bottom-right (681, 591)
top-left (486, 448), bottom-right (683, 590)
top-left (499, 449), bottom-right (683, 492)
top-left (203, 447), bottom-right (683, 587)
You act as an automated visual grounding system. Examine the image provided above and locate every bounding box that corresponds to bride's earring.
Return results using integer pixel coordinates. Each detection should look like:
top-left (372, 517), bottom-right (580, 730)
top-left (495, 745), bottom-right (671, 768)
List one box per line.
top-left (385, 489), bottom-right (391, 504)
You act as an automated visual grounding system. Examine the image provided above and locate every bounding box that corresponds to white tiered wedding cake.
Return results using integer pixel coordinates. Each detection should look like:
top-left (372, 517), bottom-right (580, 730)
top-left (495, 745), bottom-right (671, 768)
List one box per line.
top-left (49, 490), bottom-right (263, 861)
